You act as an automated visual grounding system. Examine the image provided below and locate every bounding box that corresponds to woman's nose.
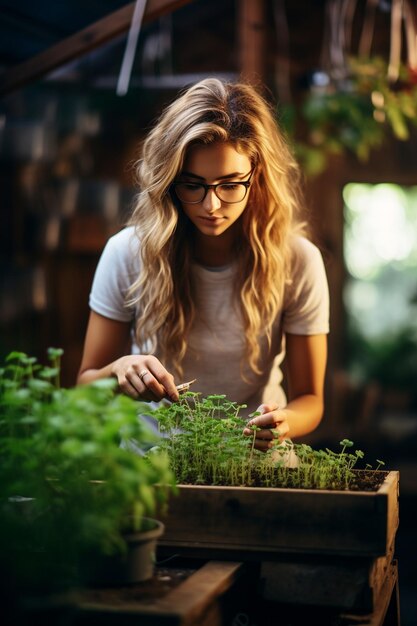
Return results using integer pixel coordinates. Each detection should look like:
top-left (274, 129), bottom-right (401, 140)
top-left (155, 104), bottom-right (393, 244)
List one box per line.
top-left (202, 188), bottom-right (222, 213)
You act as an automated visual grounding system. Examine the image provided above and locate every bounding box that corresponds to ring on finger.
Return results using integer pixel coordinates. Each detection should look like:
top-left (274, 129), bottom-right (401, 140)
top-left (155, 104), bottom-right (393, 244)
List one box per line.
top-left (138, 369), bottom-right (149, 382)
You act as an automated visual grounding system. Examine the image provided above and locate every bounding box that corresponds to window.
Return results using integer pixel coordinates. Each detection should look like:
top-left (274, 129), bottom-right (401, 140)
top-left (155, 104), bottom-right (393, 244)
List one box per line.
top-left (343, 183), bottom-right (417, 387)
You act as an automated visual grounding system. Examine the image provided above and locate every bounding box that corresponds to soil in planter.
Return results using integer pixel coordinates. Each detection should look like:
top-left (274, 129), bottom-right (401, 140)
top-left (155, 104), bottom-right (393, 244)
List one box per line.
top-left (178, 469), bottom-right (389, 492)
top-left (332, 469), bottom-right (388, 491)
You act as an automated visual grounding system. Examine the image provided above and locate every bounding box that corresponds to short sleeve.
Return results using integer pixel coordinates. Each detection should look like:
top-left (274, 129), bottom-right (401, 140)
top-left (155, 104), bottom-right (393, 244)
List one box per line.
top-left (89, 227), bottom-right (140, 322)
top-left (282, 237), bottom-right (330, 335)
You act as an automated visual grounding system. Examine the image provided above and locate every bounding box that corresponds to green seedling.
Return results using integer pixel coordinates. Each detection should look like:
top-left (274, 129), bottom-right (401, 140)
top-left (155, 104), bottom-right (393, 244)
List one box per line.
top-left (151, 393), bottom-right (386, 491)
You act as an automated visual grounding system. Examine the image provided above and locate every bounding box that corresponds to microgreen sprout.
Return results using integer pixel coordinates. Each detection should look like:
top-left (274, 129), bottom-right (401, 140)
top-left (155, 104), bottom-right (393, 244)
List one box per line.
top-left (151, 394), bottom-right (386, 491)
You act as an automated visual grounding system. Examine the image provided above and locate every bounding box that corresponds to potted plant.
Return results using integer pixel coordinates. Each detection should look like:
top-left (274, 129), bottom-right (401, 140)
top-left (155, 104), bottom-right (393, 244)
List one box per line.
top-left (150, 392), bottom-right (399, 611)
top-left (0, 349), bottom-right (175, 595)
top-left (284, 56), bottom-right (417, 176)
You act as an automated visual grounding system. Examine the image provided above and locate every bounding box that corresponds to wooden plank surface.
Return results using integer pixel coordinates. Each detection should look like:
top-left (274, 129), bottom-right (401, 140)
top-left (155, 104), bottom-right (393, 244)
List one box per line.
top-left (75, 561), bottom-right (245, 625)
top-left (161, 471), bottom-right (399, 558)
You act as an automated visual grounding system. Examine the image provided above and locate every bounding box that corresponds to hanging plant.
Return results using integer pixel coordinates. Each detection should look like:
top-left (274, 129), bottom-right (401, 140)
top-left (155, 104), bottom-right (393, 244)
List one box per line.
top-left (273, 0), bottom-right (417, 176)
top-left (296, 56), bottom-right (417, 175)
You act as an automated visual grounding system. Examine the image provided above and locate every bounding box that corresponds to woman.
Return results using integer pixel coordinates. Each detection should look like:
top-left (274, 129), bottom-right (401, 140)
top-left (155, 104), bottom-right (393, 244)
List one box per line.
top-left (77, 78), bottom-right (329, 452)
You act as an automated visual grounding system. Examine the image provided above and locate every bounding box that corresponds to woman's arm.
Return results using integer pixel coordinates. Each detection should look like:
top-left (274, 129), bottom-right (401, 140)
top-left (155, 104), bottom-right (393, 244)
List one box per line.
top-left (77, 311), bottom-right (179, 402)
top-left (244, 333), bottom-right (327, 449)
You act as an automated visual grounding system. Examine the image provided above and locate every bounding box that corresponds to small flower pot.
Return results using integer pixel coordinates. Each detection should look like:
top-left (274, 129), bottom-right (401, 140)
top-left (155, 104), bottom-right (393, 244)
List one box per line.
top-left (80, 518), bottom-right (165, 586)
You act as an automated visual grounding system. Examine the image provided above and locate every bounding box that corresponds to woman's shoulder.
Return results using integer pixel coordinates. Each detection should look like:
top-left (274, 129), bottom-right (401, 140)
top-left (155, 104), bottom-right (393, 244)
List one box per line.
top-left (289, 234), bottom-right (324, 265)
top-left (105, 225), bottom-right (140, 257)
top-left (99, 226), bottom-right (141, 275)
top-left (106, 225), bottom-right (139, 251)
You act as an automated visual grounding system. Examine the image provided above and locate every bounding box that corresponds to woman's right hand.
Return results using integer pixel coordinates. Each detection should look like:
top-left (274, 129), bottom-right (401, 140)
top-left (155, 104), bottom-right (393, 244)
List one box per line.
top-left (111, 355), bottom-right (179, 402)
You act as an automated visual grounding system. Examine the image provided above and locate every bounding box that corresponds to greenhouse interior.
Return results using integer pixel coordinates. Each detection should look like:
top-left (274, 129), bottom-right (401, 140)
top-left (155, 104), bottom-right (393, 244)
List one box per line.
top-left (1, 1), bottom-right (416, 625)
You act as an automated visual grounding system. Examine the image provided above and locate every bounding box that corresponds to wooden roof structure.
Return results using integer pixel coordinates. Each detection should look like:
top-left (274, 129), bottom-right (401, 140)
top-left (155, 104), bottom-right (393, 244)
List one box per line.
top-left (0, 0), bottom-right (194, 96)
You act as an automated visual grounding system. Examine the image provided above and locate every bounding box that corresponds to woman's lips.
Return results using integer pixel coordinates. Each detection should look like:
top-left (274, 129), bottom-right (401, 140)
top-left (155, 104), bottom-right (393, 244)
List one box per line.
top-left (199, 216), bottom-right (225, 223)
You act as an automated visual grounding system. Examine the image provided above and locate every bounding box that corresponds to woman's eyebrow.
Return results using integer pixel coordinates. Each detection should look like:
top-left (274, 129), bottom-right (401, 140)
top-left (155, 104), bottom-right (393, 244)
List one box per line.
top-left (180, 170), bottom-right (246, 181)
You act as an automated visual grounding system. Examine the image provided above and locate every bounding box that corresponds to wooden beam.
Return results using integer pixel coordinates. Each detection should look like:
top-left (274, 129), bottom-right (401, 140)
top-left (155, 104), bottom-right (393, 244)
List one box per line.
top-left (0, 0), bottom-right (192, 96)
top-left (238, 0), bottom-right (266, 84)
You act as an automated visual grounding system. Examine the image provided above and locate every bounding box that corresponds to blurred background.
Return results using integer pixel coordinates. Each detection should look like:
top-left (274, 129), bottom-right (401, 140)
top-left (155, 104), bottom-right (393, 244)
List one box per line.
top-left (1, 0), bottom-right (416, 622)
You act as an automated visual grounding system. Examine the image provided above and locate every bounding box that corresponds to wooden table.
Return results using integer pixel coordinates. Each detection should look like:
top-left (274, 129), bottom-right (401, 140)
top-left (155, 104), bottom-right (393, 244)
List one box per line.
top-left (20, 558), bottom-right (399, 625)
top-left (69, 560), bottom-right (255, 626)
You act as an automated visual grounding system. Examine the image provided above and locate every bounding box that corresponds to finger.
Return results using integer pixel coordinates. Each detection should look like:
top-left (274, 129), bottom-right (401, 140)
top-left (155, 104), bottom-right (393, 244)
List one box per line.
top-left (247, 406), bottom-right (287, 430)
top-left (256, 403), bottom-right (280, 415)
top-left (159, 373), bottom-right (179, 401)
top-left (146, 359), bottom-right (179, 401)
top-left (254, 439), bottom-right (275, 452)
top-left (254, 432), bottom-right (291, 451)
top-left (256, 424), bottom-right (289, 442)
top-left (135, 368), bottom-right (166, 400)
top-left (140, 388), bottom-right (162, 402)
top-left (125, 369), bottom-right (148, 394)
top-left (121, 369), bottom-right (162, 402)
top-left (277, 422), bottom-right (290, 439)
top-left (123, 367), bottom-right (162, 402)
top-left (117, 375), bottom-right (143, 399)
top-left (246, 413), bottom-right (278, 429)
top-left (243, 427), bottom-right (275, 439)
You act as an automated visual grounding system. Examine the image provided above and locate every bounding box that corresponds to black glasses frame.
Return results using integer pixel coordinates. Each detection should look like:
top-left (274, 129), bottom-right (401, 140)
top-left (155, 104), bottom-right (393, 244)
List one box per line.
top-left (171, 168), bottom-right (255, 204)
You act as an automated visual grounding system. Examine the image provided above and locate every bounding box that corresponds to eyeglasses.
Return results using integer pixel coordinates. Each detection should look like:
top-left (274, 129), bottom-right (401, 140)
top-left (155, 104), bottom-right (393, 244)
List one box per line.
top-left (172, 169), bottom-right (254, 204)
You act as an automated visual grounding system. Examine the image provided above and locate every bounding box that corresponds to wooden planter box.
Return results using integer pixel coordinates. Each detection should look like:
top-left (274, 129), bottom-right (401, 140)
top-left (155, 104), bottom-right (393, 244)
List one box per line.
top-left (159, 471), bottom-right (399, 612)
top-left (160, 471), bottom-right (399, 559)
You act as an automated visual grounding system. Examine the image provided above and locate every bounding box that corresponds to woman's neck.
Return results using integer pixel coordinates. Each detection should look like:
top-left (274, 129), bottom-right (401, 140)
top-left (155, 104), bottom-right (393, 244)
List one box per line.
top-left (193, 228), bottom-right (237, 267)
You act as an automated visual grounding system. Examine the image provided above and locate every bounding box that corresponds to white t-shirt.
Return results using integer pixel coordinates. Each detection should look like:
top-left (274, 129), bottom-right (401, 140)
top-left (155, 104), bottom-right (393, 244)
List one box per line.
top-left (89, 226), bottom-right (329, 414)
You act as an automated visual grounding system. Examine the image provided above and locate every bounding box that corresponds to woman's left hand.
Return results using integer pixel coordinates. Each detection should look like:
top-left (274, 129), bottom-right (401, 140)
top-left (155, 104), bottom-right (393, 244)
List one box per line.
top-left (243, 403), bottom-right (290, 452)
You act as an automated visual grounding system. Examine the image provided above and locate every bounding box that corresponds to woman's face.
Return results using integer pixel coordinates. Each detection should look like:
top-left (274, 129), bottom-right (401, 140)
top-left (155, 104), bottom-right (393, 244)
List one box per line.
top-left (177, 142), bottom-right (253, 237)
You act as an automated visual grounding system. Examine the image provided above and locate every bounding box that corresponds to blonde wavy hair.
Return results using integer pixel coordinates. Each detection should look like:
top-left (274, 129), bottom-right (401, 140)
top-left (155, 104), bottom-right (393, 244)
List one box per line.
top-left (127, 78), bottom-right (307, 378)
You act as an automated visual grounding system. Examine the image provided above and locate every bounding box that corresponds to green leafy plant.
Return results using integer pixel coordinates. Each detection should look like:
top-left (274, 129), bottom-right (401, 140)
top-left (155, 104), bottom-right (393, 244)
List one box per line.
top-left (152, 393), bottom-right (386, 491)
top-left (0, 349), bottom-right (175, 587)
top-left (287, 57), bottom-right (417, 175)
